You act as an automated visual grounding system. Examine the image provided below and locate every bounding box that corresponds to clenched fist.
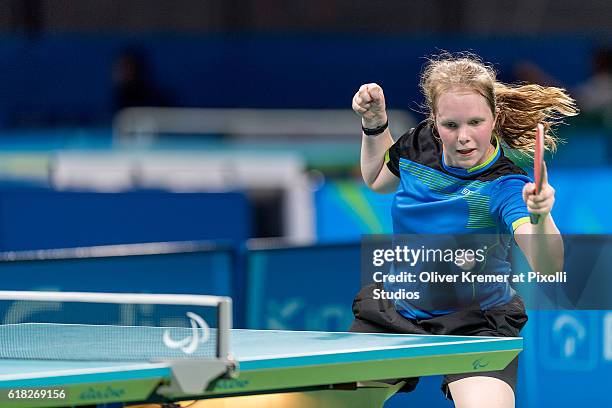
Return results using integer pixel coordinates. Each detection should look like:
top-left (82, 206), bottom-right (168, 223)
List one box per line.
top-left (352, 83), bottom-right (388, 129)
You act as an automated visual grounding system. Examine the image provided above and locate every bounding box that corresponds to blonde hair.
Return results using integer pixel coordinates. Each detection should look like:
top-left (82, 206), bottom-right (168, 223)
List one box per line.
top-left (419, 52), bottom-right (578, 154)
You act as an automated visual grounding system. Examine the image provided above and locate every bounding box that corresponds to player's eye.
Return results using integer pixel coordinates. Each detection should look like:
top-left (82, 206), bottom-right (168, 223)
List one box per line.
top-left (468, 119), bottom-right (483, 126)
top-left (442, 122), bottom-right (457, 129)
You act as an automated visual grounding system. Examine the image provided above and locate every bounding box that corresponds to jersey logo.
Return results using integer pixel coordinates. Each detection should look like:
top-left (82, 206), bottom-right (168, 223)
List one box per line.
top-left (461, 188), bottom-right (472, 195)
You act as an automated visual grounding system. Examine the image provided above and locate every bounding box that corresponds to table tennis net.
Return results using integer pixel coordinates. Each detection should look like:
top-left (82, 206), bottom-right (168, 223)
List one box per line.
top-left (0, 291), bottom-right (232, 361)
top-left (0, 322), bottom-right (219, 361)
top-left (0, 298), bottom-right (218, 326)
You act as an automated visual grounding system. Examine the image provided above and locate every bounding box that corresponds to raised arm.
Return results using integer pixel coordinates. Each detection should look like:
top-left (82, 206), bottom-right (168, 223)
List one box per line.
top-left (514, 162), bottom-right (564, 274)
top-left (352, 83), bottom-right (399, 193)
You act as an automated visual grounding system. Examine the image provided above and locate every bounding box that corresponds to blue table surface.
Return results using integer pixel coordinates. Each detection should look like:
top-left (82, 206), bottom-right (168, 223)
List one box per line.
top-left (0, 325), bottom-right (522, 385)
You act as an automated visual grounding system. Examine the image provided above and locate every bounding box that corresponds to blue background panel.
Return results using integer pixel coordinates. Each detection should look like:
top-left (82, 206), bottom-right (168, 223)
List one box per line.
top-left (246, 243), bottom-right (361, 332)
top-left (518, 310), bottom-right (612, 407)
top-left (0, 189), bottom-right (251, 251)
top-left (0, 247), bottom-right (235, 326)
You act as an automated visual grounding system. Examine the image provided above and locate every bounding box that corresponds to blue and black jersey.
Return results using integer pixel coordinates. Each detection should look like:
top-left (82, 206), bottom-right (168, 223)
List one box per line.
top-left (384, 120), bottom-right (532, 319)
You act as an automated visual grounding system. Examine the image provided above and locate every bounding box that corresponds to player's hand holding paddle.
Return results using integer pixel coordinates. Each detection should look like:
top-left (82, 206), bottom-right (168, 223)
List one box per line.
top-left (523, 124), bottom-right (555, 224)
top-left (352, 83), bottom-right (388, 130)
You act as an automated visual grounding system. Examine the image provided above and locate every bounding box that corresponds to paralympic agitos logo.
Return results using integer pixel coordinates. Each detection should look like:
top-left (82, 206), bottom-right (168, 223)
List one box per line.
top-left (472, 358), bottom-right (490, 370)
top-left (163, 312), bottom-right (210, 354)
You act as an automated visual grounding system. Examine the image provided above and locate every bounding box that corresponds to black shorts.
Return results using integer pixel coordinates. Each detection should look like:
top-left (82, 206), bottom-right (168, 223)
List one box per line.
top-left (348, 283), bottom-right (528, 400)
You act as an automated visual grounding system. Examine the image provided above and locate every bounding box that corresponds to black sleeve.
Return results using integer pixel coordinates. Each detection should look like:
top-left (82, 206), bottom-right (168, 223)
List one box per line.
top-left (386, 128), bottom-right (415, 177)
top-left (385, 120), bottom-right (440, 177)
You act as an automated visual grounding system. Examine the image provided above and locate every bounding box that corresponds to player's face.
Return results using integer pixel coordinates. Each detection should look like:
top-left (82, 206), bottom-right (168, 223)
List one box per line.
top-left (435, 88), bottom-right (496, 169)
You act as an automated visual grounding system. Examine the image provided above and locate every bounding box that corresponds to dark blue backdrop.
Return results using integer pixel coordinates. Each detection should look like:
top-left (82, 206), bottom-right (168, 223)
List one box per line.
top-left (0, 34), bottom-right (593, 127)
top-left (0, 187), bottom-right (251, 251)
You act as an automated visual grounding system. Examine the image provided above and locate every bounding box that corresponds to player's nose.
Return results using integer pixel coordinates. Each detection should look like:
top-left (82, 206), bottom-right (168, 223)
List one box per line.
top-left (457, 128), bottom-right (470, 143)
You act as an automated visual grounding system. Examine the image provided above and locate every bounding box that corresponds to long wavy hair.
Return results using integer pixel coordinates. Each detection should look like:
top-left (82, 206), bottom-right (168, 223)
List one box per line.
top-left (420, 52), bottom-right (578, 154)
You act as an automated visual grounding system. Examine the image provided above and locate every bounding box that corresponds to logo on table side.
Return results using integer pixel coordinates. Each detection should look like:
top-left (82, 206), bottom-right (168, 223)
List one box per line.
top-left (472, 358), bottom-right (490, 370)
top-left (163, 312), bottom-right (209, 354)
top-left (213, 378), bottom-right (250, 390)
top-left (79, 386), bottom-right (125, 400)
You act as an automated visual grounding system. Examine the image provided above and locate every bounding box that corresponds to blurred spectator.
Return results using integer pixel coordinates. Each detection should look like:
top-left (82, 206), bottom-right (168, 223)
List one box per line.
top-left (511, 49), bottom-right (612, 129)
top-left (574, 47), bottom-right (612, 126)
top-left (112, 48), bottom-right (172, 112)
top-left (511, 60), bottom-right (561, 87)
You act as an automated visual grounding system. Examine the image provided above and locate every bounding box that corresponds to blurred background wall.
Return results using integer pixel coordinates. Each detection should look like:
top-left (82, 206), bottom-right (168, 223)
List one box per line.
top-left (0, 1), bottom-right (610, 407)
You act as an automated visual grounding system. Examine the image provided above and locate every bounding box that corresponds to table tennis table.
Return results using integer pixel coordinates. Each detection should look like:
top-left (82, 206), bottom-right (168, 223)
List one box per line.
top-left (0, 327), bottom-right (521, 408)
top-left (0, 291), bottom-right (522, 408)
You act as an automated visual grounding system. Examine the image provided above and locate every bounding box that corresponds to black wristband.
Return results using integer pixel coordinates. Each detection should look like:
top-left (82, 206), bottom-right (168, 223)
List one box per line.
top-left (362, 120), bottom-right (389, 136)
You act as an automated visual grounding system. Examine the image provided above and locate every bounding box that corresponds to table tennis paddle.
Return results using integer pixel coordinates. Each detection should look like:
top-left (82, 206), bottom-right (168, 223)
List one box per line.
top-left (530, 123), bottom-right (545, 224)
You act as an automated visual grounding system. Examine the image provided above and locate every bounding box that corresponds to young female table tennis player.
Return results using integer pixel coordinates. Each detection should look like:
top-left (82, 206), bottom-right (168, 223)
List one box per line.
top-left (350, 53), bottom-right (577, 407)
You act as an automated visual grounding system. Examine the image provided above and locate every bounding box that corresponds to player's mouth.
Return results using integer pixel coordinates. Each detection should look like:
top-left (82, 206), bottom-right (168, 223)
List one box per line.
top-left (457, 148), bottom-right (476, 156)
